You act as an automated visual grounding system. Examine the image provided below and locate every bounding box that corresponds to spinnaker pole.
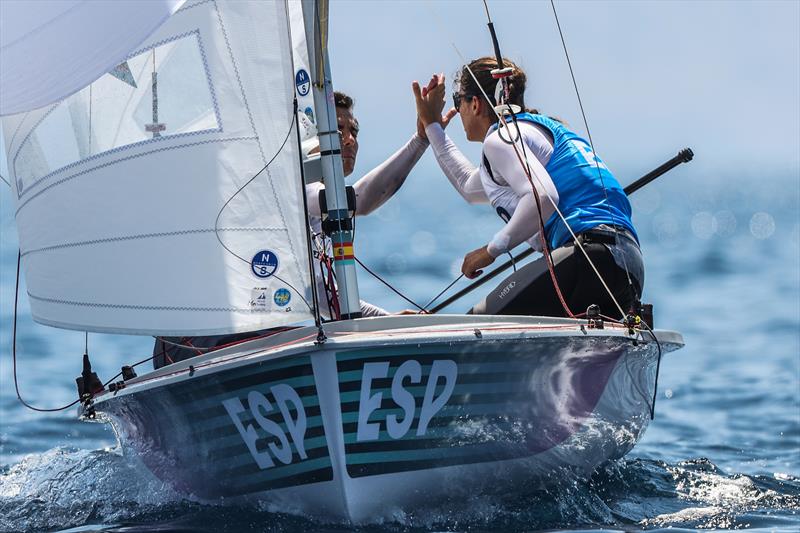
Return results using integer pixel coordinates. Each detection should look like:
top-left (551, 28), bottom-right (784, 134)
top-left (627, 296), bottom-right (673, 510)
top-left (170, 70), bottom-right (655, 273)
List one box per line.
top-left (302, 0), bottom-right (362, 319)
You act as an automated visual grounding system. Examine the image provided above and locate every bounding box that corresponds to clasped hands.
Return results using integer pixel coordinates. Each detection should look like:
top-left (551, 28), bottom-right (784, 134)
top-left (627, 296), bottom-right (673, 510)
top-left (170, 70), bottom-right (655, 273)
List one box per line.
top-left (412, 73), bottom-right (457, 139)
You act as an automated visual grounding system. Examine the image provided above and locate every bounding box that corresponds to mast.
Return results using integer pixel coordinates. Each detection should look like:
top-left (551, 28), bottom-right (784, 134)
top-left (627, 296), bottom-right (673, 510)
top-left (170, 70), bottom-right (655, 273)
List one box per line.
top-left (302, 0), bottom-right (362, 319)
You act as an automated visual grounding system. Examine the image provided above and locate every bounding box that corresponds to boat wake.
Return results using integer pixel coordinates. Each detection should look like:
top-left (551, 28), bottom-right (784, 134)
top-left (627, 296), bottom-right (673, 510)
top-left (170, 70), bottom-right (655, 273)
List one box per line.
top-left (0, 446), bottom-right (182, 533)
top-left (1, 447), bottom-right (797, 532)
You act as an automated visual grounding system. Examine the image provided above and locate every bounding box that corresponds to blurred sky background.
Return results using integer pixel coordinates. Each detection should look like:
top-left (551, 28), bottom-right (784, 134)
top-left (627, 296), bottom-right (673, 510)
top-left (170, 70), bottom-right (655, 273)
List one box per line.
top-left (326, 0), bottom-right (799, 179)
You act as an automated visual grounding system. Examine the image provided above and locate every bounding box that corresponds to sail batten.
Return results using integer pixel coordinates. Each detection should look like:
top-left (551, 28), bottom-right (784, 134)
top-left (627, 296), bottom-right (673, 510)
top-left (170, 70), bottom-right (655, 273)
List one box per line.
top-left (3, 0), bottom-right (315, 335)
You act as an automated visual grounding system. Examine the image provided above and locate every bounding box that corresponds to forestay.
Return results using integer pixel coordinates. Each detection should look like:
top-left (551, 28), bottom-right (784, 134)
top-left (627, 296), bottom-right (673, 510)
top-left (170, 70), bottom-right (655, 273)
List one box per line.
top-left (2, 0), bottom-right (314, 335)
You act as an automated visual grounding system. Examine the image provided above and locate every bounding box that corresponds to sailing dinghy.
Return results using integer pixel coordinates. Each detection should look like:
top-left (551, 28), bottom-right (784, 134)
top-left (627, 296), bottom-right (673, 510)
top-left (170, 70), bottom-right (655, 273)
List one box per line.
top-left (1, 0), bottom-right (684, 523)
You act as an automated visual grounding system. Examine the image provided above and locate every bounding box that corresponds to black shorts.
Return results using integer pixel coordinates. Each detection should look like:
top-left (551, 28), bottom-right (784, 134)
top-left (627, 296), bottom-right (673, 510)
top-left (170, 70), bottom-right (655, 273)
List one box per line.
top-left (469, 229), bottom-right (644, 319)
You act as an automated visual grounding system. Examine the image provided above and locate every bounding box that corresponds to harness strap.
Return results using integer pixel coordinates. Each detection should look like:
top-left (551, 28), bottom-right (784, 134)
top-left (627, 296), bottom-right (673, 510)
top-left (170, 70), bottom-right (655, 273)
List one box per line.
top-left (482, 153), bottom-right (502, 186)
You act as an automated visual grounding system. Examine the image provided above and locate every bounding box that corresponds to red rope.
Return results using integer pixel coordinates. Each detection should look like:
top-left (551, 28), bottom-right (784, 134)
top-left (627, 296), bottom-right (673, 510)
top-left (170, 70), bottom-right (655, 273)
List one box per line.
top-left (322, 253), bottom-right (341, 320)
top-left (508, 134), bottom-right (575, 318)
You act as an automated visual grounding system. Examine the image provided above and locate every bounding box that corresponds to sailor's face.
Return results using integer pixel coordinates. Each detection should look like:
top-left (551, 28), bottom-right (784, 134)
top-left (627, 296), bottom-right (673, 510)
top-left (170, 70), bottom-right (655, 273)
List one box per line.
top-left (460, 96), bottom-right (489, 142)
top-left (459, 96), bottom-right (476, 142)
top-left (337, 106), bottom-right (359, 177)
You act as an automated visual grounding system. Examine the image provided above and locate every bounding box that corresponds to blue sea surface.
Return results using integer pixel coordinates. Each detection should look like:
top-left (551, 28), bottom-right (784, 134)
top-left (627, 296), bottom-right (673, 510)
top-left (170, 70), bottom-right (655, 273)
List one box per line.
top-left (1, 165), bottom-right (798, 532)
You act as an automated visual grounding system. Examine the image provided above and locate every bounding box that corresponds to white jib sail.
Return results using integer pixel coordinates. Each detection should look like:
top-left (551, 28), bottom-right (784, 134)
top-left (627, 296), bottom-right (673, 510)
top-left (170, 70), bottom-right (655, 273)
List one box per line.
top-left (0, 0), bottom-right (187, 116)
top-left (2, 0), bottom-right (314, 335)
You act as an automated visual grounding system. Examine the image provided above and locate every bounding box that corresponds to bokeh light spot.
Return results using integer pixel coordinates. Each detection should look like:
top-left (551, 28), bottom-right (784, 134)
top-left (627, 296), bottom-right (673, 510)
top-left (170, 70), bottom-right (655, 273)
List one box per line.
top-left (714, 210), bottom-right (737, 237)
top-left (410, 231), bottom-right (437, 257)
top-left (385, 252), bottom-right (407, 275)
top-left (749, 212), bottom-right (775, 240)
top-left (691, 211), bottom-right (717, 240)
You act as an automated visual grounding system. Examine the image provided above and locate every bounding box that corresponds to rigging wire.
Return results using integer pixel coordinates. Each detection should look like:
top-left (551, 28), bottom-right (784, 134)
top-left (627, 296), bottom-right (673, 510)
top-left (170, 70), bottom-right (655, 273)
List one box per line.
top-left (353, 256), bottom-right (425, 312)
top-left (640, 320), bottom-right (663, 420)
top-left (546, 1), bottom-right (663, 408)
top-left (282, 0), bottom-right (323, 330)
top-left (12, 251), bottom-right (83, 412)
top-left (351, 213), bottom-right (463, 313)
top-left (0, 173), bottom-right (10, 188)
top-left (548, 0), bottom-right (634, 291)
top-left (422, 273), bottom-right (465, 311)
top-left (12, 251), bottom-right (80, 412)
top-left (12, 250), bottom-right (167, 413)
top-left (426, 0), bottom-right (627, 319)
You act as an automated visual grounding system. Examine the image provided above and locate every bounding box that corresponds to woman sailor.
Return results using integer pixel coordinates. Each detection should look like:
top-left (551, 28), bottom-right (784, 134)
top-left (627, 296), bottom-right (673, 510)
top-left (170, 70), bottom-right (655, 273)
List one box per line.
top-left (413, 58), bottom-right (644, 318)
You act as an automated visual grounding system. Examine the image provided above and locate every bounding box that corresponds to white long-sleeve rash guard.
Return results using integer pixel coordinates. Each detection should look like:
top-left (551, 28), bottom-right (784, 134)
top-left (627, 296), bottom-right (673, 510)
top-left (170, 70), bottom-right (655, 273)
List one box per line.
top-left (306, 133), bottom-right (429, 218)
top-left (306, 133), bottom-right (429, 317)
top-left (425, 121), bottom-right (559, 257)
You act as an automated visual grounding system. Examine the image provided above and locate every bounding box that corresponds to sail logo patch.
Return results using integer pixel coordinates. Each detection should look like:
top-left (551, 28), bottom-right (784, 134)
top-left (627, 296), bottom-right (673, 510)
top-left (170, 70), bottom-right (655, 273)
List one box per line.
top-left (250, 287), bottom-right (268, 309)
top-left (251, 250), bottom-right (278, 278)
top-left (295, 69), bottom-right (310, 96)
top-left (273, 288), bottom-right (291, 307)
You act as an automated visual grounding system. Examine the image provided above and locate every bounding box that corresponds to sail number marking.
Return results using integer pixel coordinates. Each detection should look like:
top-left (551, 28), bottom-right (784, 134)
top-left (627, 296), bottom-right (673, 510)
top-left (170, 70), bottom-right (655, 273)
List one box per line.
top-left (222, 358), bottom-right (458, 469)
top-left (222, 384), bottom-right (307, 470)
top-left (356, 359), bottom-right (457, 442)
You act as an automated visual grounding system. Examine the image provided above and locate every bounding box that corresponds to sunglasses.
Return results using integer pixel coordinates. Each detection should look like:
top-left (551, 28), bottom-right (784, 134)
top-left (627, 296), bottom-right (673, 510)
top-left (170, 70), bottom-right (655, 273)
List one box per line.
top-left (452, 92), bottom-right (474, 111)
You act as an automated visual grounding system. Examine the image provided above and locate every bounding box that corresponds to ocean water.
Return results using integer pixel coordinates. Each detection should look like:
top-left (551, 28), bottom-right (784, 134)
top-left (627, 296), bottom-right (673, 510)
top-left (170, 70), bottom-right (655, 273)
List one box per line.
top-left (1, 166), bottom-right (798, 532)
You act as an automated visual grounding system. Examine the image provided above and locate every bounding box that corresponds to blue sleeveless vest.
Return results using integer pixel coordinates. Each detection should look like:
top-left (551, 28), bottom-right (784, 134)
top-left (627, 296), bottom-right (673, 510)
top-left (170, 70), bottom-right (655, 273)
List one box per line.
top-left (488, 113), bottom-right (638, 249)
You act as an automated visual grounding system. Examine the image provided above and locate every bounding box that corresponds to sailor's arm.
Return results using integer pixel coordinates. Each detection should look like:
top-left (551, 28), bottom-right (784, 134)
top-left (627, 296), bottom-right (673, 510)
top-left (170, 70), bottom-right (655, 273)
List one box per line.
top-left (353, 133), bottom-right (429, 216)
top-left (425, 122), bottom-right (488, 204)
top-left (483, 133), bottom-right (559, 257)
top-left (360, 300), bottom-right (389, 317)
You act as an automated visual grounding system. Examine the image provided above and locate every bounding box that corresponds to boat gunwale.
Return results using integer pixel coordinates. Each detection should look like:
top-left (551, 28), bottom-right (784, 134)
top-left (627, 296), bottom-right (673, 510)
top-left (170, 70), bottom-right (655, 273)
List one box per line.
top-left (91, 314), bottom-right (683, 405)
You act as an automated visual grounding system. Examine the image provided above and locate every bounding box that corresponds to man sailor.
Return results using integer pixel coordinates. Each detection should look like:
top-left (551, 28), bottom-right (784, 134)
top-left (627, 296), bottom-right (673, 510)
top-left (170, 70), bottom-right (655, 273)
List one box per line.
top-left (153, 89), bottom-right (434, 367)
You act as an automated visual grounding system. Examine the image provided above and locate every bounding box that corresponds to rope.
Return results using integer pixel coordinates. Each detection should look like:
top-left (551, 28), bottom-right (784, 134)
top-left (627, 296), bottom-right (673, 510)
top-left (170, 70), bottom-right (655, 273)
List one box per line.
top-left (212, 111), bottom-right (313, 314)
top-left (428, 0), bottom-right (627, 319)
top-left (353, 256), bottom-right (426, 312)
top-left (549, 0), bottom-right (635, 294)
top-left (12, 250), bottom-right (159, 413)
top-left (422, 274), bottom-right (465, 311)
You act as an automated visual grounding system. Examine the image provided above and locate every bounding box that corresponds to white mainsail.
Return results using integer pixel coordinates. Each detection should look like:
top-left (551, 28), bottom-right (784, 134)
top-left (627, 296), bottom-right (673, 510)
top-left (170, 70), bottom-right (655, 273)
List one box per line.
top-left (2, 0), bottom-right (315, 335)
top-left (288, 0), bottom-right (318, 152)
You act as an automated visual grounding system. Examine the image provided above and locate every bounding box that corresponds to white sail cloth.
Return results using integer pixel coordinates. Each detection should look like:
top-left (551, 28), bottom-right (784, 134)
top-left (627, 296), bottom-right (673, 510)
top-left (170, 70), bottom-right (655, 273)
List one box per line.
top-left (288, 0), bottom-right (318, 151)
top-left (0, 0), bottom-right (186, 116)
top-left (3, 0), bottom-right (314, 335)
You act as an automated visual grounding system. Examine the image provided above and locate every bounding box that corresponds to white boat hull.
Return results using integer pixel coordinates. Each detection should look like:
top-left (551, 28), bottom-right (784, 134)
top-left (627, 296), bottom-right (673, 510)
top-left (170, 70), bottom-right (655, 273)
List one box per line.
top-left (89, 315), bottom-right (683, 523)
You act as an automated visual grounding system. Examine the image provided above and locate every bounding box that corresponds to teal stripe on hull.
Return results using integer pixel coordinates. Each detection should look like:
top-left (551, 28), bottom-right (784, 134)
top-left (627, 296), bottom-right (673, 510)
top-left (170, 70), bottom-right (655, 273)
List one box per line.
top-left (333, 339), bottom-right (626, 479)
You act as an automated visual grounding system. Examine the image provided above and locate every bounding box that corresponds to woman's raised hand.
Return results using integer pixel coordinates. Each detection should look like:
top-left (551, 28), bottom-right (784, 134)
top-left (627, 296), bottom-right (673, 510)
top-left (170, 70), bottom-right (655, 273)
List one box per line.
top-left (413, 73), bottom-right (457, 134)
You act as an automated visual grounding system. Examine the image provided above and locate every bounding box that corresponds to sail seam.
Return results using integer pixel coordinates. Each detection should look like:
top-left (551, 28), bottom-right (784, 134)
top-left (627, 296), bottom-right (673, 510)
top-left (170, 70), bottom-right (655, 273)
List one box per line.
top-left (15, 136), bottom-right (257, 216)
top-left (175, 0), bottom-right (215, 15)
top-left (212, 0), bottom-right (305, 289)
top-left (27, 291), bottom-right (307, 313)
top-left (212, 2), bottom-right (265, 165)
top-left (20, 228), bottom-right (287, 257)
top-left (14, 30), bottom-right (222, 198)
